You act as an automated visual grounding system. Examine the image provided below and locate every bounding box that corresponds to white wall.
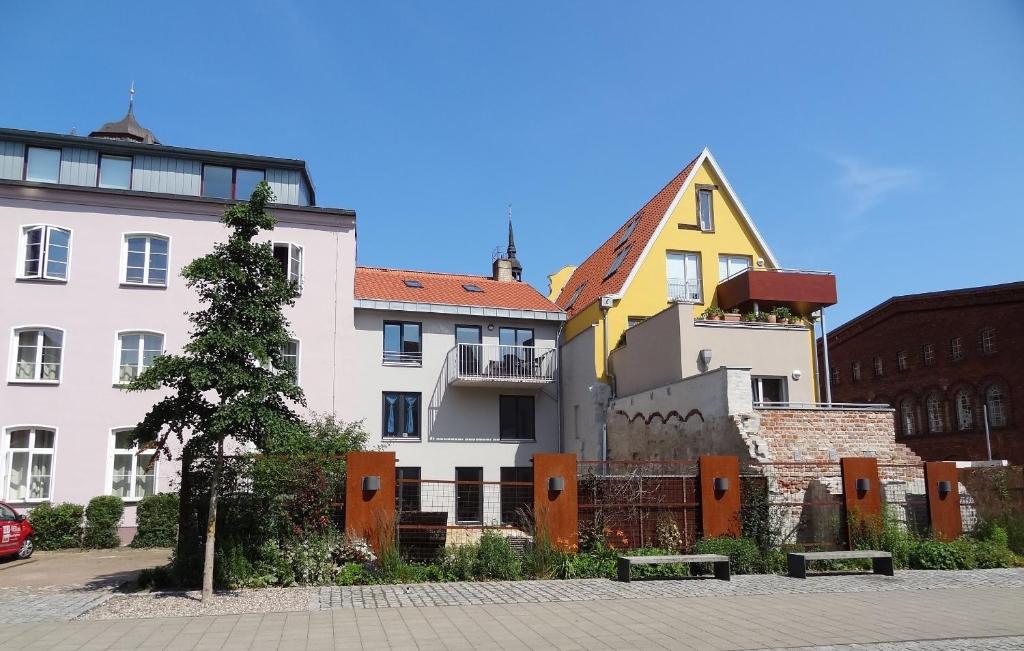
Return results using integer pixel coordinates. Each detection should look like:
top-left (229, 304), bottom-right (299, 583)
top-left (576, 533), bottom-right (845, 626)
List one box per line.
top-left (559, 326), bottom-right (610, 460)
top-left (0, 184), bottom-right (356, 528)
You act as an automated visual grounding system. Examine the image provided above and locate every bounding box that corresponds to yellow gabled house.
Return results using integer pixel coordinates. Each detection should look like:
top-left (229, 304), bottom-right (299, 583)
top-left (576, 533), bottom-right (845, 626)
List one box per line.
top-left (549, 149), bottom-right (838, 458)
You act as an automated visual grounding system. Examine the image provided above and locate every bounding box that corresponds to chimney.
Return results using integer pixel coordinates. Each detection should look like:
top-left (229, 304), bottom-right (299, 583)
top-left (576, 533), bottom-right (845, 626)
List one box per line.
top-left (493, 257), bottom-right (514, 282)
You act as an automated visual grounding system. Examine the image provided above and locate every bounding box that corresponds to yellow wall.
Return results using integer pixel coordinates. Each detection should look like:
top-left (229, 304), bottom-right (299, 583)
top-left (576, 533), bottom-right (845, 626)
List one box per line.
top-left (563, 159), bottom-right (815, 381)
top-left (547, 265), bottom-right (577, 302)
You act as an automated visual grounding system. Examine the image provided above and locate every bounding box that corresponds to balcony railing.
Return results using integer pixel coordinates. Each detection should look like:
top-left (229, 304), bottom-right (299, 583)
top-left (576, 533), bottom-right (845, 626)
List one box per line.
top-left (668, 277), bottom-right (702, 303)
top-left (382, 351), bottom-right (423, 366)
top-left (446, 343), bottom-right (556, 386)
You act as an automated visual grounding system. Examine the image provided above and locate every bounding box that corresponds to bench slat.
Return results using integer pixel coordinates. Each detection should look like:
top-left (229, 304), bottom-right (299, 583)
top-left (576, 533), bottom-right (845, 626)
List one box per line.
top-left (792, 550), bottom-right (891, 561)
top-left (619, 554), bottom-right (728, 564)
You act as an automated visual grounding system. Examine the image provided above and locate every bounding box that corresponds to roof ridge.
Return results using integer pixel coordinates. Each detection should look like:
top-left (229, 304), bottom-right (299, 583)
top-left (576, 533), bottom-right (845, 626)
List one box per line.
top-left (357, 265), bottom-right (492, 280)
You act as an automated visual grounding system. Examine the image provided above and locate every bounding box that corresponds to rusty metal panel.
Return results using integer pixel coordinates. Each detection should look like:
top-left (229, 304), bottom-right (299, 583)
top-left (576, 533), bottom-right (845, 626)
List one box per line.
top-left (699, 455), bottom-right (741, 538)
top-left (924, 461), bottom-right (962, 541)
top-left (345, 451), bottom-right (396, 553)
top-left (534, 453), bottom-right (578, 550)
top-left (840, 457), bottom-right (882, 547)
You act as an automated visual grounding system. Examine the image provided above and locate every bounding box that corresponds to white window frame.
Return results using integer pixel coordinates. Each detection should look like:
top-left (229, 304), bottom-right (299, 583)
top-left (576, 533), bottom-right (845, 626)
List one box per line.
top-left (955, 391), bottom-right (973, 431)
top-left (24, 146), bottom-right (61, 183)
top-left (718, 254), bottom-right (751, 281)
top-left (873, 356), bottom-right (883, 377)
top-left (106, 427), bottom-right (159, 502)
top-left (8, 326), bottom-right (65, 384)
top-left (281, 338), bottom-right (301, 383)
top-left (666, 251), bottom-right (702, 303)
top-left (273, 242), bottom-right (304, 291)
top-left (16, 224), bottom-right (72, 281)
top-left (113, 330), bottom-right (165, 386)
top-left (120, 233), bottom-right (170, 287)
top-left (980, 328), bottom-right (996, 355)
top-left (2, 426), bottom-right (57, 502)
top-left (751, 376), bottom-right (788, 404)
top-left (98, 154), bottom-right (133, 190)
top-left (986, 385), bottom-right (1007, 427)
top-left (926, 395), bottom-right (945, 433)
top-left (696, 186), bottom-right (715, 232)
top-left (900, 401), bottom-right (915, 436)
top-left (950, 337), bottom-right (963, 361)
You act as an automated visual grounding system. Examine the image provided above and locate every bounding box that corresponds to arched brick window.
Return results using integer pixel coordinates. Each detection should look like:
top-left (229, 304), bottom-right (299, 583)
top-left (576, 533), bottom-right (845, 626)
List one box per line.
top-left (986, 384), bottom-right (1008, 427)
top-left (926, 393), bottom-right (945, 433)
top-left (955, 390), bottom-right (973, 431)
top-left (900, 400), bottom-right (916, 436)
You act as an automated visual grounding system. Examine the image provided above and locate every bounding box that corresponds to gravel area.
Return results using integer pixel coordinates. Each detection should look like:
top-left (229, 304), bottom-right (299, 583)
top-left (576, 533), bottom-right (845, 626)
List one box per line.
top-left (80, 587), bottom-right (315, 620)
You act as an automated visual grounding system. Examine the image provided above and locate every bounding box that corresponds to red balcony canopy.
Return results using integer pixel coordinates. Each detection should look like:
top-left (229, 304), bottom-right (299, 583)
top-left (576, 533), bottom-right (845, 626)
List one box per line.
top-left (716, 269), bottom-right (837, 316)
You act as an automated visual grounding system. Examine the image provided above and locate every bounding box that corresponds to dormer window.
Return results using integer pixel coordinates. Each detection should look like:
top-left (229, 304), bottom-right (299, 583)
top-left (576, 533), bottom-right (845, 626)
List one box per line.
top-left (98, 155), bottom-right (132, 190)
top-left (24, 147), bottom-right (60, 183)
top-left (202, 165), bottom-right (266, 200)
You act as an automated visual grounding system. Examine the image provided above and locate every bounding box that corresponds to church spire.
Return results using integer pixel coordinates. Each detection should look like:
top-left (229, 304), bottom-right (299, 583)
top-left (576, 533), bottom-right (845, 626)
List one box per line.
top-left (506, 204), bottom-right (522, 282)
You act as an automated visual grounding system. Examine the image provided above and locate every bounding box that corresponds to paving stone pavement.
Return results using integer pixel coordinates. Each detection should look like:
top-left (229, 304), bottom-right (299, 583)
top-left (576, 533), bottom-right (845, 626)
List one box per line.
top-left (0, 585), bottom-right (114, 624)
top-left (776, 638), bottom-right (1024, 650)
top-left (316, 567), bottom-right (1024, 609)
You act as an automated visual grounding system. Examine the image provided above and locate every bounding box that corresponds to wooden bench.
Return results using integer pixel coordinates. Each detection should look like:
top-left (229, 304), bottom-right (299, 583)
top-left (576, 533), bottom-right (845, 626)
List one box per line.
top-left (617, 554), bottom-right (730, 582)
top-left (787, 550), bottom-right (893, 578)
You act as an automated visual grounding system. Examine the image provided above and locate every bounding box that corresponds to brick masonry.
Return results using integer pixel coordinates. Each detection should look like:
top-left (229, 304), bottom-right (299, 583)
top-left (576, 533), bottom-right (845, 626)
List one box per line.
top-left (819, 282), bottom-right (1022, 464)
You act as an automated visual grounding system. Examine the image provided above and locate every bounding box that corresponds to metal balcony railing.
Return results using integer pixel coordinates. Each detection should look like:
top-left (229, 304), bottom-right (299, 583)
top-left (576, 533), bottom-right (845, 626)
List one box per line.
top-left (668, 277), bottom-right (702, 303)
top-left (382, 351), bottom-right (423, 366)
top-left (446, 343), bottom-right (556, 385)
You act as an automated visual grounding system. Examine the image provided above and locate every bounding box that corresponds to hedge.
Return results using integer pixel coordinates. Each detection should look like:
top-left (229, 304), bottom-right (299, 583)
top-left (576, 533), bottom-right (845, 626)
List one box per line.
top-left (82, 495), bottom-right (124, 548)
top-left (131, 493), bottom-right (179, 548)
top-left (28, 502), bottom-right (84, 550)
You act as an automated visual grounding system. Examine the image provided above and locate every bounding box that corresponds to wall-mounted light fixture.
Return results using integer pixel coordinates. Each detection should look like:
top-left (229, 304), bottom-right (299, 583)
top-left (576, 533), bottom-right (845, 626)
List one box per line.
top-left (937, 480), bottom-right (952, 497)
top-left (548, 476), bottom-right (565, 492)
top-left (699, 349), bottom-right (713, 369)
top-left (792, 369), bottom-right (802, 381)
top-left (856, 478), bottom-right (871, 493)
top-left (713, 477), bottom-right (729, 492)
top-left (487, 324), bottom-right (495, 331)
top-left (362, 475), bottom-right (381, 492)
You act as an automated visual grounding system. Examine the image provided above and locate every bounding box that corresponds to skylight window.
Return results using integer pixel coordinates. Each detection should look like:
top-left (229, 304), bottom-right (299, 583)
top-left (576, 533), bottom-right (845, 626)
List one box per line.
top-left (604, 245), bottom-right (631, 279)
top-left (565, 283), bottom-right (586, 311)
top-left (403, 279), bottom-right (423, 288)
top-left (616, 214), bottom-right (640, 248)
top-left (462, 283), bottom-right (484, 293)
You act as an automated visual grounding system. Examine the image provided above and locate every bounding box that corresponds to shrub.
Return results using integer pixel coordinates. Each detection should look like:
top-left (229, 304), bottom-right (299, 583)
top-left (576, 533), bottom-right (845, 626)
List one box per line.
top-left (131, 493), bottom-right (179, 548)
top-left (476, 531), bottom-right (522, 580)
top-left (441, 543), bottom-right (479, 581)
top-left (82, 495), bottom-right (125, 548)
top-left (555, 547), bottom-right (617, 579)
top-left (908, 540), bottom-right (959, 570)
top-left (694, 537), bottom-right (762, 574)
top-left (333, 535), bottom-right (376, 565)
top-left (849, 508), bottom-right (916, 569)
top-left (655, 515), bottom-right (683, 552)
top-left (336, 562), bottom-right (377, 586)
top-left (29, 502), bottom-right (83, 550)
top-left (973, 540), bottom-right (1014, 569)
top-left (281, 531), bottom-right (341, 585)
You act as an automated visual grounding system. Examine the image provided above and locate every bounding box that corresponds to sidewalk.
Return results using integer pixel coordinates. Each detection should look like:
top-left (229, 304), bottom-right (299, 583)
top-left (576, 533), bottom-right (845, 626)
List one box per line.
top-left (3, 585), bottom-right (1023, 650)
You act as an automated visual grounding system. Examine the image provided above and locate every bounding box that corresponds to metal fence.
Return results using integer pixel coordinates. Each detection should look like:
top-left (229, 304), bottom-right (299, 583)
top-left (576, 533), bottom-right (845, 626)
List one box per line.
top-left (879, 463), bottom-right (928, 537)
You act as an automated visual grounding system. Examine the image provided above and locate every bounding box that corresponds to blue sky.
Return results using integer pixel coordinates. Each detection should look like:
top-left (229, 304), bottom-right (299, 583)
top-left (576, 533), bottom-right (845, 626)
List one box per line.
top-left (3, 1), bottom-right (1022, 326)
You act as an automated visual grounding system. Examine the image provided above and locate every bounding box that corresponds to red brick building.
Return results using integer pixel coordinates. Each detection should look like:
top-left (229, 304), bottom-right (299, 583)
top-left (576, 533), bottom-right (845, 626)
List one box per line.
top-left (818, 282), bottom-right (1023, 463)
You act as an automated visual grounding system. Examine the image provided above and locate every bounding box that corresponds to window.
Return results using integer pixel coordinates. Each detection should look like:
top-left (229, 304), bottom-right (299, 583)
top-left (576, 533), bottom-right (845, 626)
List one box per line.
top-left (897, 351), bottom-right (908, 372)
top-left (926, 394), bottom-right (945, 433)
top-left (500, 467), bottom-right (533, 526)
top-left (98, 155), bottom-right (132, 189)
top-left (751, 376), bottom-right (787, 403)
top-left (456, 325), bottom-right (482, 375)
top-left (986, 384), bottom-right (1007, 427)
top-left (116, 332), bottom-right (164, 384)
top-left (272, 243), bottom-right (303, 287)
top-left (3, 427), bottom-right (54, 501)
top-left (955, 391), bottom-right (973, 431)
top-left (949, 337), bottom-right (963, 361)
top-left (666, 251), bottom-right (701, 302)
top-left (830, 366), bottom-right (840, 386)
top-left (382, 391), bottom-right (420, 438)
top-left (109, 429), bottom-right (157, 500)
top-left (852, 362), bottom-right (861, 382)
top-left (499, 327), bottom-right (535, 367)
top-left (900, 400), bottom-right (916, 436)
top-left (403, 279), bottom-right (423, 288)
top-left (922, 344), bottom-right (935, 366)
top-left (201, 165), bottom-right (233, 199)
top-left (18, 225), bottom-right (70, 280)
top-left (462, 283), bottom-right (483, 293)
top-left (979, 328), bottom-right (996, 355)
top-left (718, 255), bottom-right (751, 281)
top-left (24, 147), bottom-right (60, 183)
top-left (564, 283), bottom-right (586, 311)
top-left (281, 339), bottom-right (300, 379)
top-left (455, 467), bottom-right (483, 524)
top-left (11, 328), bottom-right (63, 383)
top-left (383, 321), bottom-right (422, 365)
top-left (234, 169), bottom-right (265, 200)
top-left (616, 215), bottom-right (640, 248)
top-left (499, 395), bottom-right (535, 441)
top-left (605, 245), bottom-right (631, 279)
top-left (627, 316), bottom-right (647, 329)
top-left (396, 467), bottom-right (421, 512)
top-left (872, 356), bottom-right (883, 377)
top-left (122, 235), bottom-right (169, 286)
top-left (696, 186), bottom-right (714, 231)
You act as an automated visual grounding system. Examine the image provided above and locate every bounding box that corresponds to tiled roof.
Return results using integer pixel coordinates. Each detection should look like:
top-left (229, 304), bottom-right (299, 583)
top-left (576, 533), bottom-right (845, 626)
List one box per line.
top-left (355, 266), bottom-right (564, 313)
top-left (554, 154), bottom-right (700, 317)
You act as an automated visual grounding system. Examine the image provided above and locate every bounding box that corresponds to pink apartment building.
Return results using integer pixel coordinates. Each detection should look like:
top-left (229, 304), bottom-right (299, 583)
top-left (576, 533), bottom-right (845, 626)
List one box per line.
top-left (0, 108), bottom-right (357, 535)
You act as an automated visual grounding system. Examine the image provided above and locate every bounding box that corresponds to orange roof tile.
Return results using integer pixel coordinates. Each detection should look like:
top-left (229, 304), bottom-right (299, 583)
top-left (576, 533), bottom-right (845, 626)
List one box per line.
top-left (355, 266), bottom-right (564, 313)
top-left (554, 154), bottom-right (700, 317)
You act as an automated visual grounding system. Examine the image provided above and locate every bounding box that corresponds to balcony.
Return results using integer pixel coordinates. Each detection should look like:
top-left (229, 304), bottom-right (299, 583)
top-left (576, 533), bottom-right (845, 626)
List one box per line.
top-left (445, 344), bottom-right (557, 388)
top-left (716, 268), bottom-right (837, 316)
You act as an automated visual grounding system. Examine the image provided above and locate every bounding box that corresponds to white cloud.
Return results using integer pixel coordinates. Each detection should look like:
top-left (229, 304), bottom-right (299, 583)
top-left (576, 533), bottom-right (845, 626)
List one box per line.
top-left (832, 155), bottom-right (922, 218)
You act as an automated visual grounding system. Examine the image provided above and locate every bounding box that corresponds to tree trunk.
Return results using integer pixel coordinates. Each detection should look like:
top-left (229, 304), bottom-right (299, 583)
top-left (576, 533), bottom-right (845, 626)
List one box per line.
top-left (202, 438), bottom-right (224, 601)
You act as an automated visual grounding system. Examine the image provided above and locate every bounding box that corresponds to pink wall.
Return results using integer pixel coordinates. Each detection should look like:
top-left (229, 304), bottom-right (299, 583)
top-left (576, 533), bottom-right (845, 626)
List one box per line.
top-left (0, 184), bottom-right (356, 528)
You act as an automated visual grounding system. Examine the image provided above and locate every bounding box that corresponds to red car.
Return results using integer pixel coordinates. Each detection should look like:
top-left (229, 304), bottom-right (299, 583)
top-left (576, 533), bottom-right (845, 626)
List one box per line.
top-left (0, 501), bottom-right (34, 560)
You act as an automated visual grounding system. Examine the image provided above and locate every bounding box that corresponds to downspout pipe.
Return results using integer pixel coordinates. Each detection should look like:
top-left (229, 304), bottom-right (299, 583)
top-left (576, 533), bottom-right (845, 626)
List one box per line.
top-left (819, 307), bottom-right (833, 405)
top-left (600, 304), bottom-right (614, 463)
top-left (555, 320), bottom-right (565, 453)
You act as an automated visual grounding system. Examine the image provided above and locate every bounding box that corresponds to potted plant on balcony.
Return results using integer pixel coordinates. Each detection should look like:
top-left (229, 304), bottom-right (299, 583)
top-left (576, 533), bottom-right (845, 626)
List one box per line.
top-left (788, 314), bottom-right (803, 325)
top-left (772, 307), bottom-right (791, 324)
top-left (742, 311), bottom-right (758, 323)
top-left (700, 306), bottom-right (724, 321)
top-left (757, 310), bottom-right (774, 323)
top-left (724, 308), bottom-right (741, 323)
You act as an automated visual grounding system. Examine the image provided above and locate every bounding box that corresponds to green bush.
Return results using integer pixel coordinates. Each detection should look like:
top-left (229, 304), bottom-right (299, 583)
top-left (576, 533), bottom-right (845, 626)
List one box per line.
top-left (694, 537), bottom-right (762, 574)
top-left (908, 540), bottom-right (959, 570)
top-left (131, 493), bottom-right (179, 548)
top-left (29, 502), bottom-right (83, 550)
top-left (555, 547), bottom-right (618, 579)
top-left (82, 495), bottom-right (125, 548)
top-left (336, 562), bottom-right (377, 586)
top-left (973, 540), bottom-right (1014, 569)
top-left (476, 531), bottom-right (522, 580)
top-left (848, 508), bottom-right (916, 569)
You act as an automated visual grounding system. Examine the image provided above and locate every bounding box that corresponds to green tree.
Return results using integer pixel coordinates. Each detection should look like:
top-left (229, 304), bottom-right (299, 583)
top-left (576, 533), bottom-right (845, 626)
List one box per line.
top-left (126, 182), bottom-right (304, 599)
